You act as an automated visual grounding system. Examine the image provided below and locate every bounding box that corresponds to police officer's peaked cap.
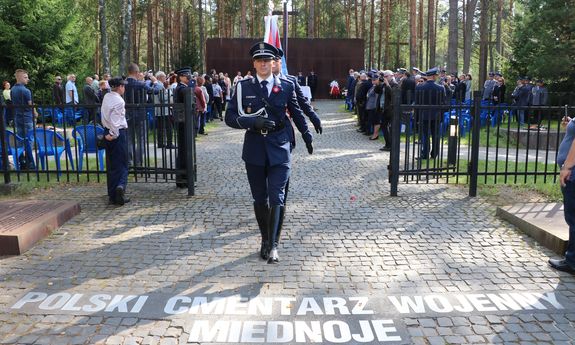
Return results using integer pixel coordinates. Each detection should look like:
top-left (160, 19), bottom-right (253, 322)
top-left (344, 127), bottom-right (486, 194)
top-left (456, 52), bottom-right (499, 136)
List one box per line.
top-left (175, 67), bottom-right (192, 77)
top-left (424, 67), bottom-right (439, 76)
top-left (536, 79), bottom-right (544, 84)
top-left (275, 48), bottom-right (284, 60)
top-left (397, 68), bottom-right (407, 74)
top-left (489, 71), bottom-right (495, 76)
top-left (494, 72), bottom-right (503, 77)
top-left (522, 75), bottom-right (531, 80)
top-left (108, 77), bottom-right (127, 88)
top-left (249, 42), bottom-right (278, 60)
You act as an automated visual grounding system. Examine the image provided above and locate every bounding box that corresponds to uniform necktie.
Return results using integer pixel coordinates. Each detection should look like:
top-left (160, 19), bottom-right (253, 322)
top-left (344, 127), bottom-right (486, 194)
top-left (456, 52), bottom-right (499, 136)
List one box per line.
top-left (260, 80), bottom-right (269, 99)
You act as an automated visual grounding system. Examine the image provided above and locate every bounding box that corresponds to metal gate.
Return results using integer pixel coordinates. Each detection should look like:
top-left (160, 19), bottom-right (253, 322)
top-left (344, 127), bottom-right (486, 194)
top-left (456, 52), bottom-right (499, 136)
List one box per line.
top-left (389, 90), bottom-right (574, 197)
top-left (1, 87), bottom-right (197, 196)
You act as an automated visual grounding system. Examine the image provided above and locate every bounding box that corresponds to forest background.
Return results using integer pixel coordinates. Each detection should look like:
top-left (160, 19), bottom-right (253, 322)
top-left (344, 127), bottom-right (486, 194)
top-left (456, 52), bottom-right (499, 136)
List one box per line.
top-left (0, 0), bottom-right (573, 100)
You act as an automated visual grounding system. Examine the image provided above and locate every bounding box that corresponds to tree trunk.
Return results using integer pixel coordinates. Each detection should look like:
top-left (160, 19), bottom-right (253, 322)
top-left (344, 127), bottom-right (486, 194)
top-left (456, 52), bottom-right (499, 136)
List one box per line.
top-left (361, 0), bottom-right (366, 40)
top-left (134, 0), bottom-right (140, 65)
top-left (447, 0), bottom-right (458, 73)
top-left (368, 0), bottom-right (375, 67)
top-left (418, 0), bottom-right (423, 68)
top-left (409, 0), bottom-right (417, 69)
top-left (384, 0), bottom-right (391, 64)
top-left (308, 0), bottom-right (315, 38)
top-left (154, 0), bottom-right (161, 70)
top-left (344, 0), bottom-right (351, 38)
top-left (496, 0), bottom-right (503, 61)
top-left (240, 0), bottom-right (247, 38)
top-left (354, 0), bottom-right (359, 38)
top-left (199, 0), bottom-right (205, 71)
top-left (489, 3), bottom-right (494, 73)
top-left (462, 0), bottom-right (477, 73)
top-left (249, 0), bottom-right (254, 37)
top-left (119, 0), bottom-right (132, 75)
top-left (377, 0), bottom-right (384, 66)
top-left (427, 0), bottom-right (436, 68)
top-left (98, 0), bottom-right (110, 74)
top-left (147, 1), bottom-right (154, 70)
top-left (478, 0), bottom-right (489, 88)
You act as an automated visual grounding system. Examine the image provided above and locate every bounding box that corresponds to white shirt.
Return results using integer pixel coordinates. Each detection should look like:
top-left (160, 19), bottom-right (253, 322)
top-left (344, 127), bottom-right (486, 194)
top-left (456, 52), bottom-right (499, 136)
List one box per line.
top-left (65, 80), bottom-right (79, 104)
top-left (101, 91), bottom-right (127, 139)
top-left (256, 74), bottom-right (274, 96)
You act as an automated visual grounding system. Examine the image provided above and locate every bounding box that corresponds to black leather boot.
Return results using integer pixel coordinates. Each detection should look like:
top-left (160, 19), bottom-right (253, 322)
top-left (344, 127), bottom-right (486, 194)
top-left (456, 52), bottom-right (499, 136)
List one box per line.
top-left (254, 203), bottom-right (270, 260)
top-left (267, 205), bottom-right (285, 264)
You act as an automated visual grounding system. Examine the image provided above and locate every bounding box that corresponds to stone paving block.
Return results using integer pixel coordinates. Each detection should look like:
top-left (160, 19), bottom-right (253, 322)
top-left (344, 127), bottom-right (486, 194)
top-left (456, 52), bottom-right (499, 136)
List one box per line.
top-left (0, 102), bottom-right (574, 345)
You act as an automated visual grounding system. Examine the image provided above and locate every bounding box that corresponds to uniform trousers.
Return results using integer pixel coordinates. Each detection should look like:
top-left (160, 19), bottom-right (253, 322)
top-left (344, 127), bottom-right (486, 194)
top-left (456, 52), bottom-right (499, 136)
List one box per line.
top-left (420, 119), bottom-right (441, 158)
top-left (245, 162), bottom-right (290, 206)
top-left (561, 181), bottom-right (575, 267)
top-left (105, 128), bottom-right (128, 201)
top-left (14, 117), bottom-right (36, 169)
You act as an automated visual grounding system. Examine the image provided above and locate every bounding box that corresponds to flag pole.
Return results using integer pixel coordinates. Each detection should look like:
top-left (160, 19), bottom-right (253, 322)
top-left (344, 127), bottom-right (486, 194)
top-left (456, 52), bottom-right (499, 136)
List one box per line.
top-left (283, 0), bottom-right (288, 63)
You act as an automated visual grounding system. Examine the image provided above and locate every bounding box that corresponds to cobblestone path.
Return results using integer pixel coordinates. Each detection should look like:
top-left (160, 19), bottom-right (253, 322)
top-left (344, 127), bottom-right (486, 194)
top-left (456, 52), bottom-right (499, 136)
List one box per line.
top-left (0, 101), bottom-right (574, 345)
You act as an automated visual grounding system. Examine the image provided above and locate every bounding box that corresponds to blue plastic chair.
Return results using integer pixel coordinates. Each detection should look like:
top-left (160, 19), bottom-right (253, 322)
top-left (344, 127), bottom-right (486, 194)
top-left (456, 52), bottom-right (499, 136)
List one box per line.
top-left (72, 125), bottom-right (106, 171)
top-left (2, 130), bottom-right (31, 170)
top-left (37, 107), bottom-right (64, 124)
top-left (27, 128), bottom-right (75, 174)
top-left (479, 100), bottom-right (493, 127)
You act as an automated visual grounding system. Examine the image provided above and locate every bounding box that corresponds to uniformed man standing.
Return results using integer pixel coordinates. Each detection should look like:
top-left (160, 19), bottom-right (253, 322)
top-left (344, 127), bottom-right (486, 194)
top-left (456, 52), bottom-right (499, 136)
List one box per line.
top-left (173, 67), bottom-right (193, 188)
top-left (271, 48), bottom-right (321, 208)
top-left (415, 67), bottom-right (446, 159)
top-left (225, 42), bottom-right (313, 264)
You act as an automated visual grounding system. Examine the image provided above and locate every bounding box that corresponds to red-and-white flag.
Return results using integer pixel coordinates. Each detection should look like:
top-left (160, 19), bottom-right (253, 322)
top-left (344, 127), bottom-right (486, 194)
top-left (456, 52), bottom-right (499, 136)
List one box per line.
top-left (264, 15), bottom-right (288, 76)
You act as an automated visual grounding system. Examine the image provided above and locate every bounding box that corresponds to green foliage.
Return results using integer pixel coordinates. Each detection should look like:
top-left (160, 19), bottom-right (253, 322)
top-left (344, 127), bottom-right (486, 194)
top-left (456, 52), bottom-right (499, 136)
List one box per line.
top-left (0, 0), bottom-right (95, 100)
top-left (509, 0), bottom-right (575, 92)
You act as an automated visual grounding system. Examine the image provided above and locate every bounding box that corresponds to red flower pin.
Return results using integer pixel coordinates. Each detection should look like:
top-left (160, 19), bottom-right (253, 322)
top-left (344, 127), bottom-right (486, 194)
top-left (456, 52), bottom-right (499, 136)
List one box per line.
top-left (272, 85), bottom-right (281, 94)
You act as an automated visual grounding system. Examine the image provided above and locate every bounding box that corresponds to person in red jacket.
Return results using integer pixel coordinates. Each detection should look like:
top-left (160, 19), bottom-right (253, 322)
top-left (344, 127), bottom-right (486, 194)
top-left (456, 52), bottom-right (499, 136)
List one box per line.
top-left (194, 76), bottom-right (207, 135)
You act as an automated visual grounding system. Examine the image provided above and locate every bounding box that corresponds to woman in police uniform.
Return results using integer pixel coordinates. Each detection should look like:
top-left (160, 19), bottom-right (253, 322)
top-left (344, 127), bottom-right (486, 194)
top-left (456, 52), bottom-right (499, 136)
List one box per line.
top-left (225, 42), bottom-right (314, 264)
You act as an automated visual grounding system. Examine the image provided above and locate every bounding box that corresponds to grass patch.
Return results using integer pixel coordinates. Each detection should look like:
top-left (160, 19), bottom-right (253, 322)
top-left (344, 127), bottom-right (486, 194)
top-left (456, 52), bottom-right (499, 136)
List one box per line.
top-left (438, 158), bottom-right (561, 202)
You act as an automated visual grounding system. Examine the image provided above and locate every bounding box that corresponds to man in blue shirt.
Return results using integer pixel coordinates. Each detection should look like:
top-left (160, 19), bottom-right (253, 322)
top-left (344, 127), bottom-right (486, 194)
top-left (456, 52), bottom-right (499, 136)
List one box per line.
top-left (550, 116), bottom-right (575, 274)
top-left (10, 69), bottom-right (37, 169)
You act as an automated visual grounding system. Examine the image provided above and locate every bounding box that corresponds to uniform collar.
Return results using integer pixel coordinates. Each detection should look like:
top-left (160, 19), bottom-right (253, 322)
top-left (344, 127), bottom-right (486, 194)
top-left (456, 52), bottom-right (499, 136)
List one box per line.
top-left (257, 74), bottom-right (274, 85)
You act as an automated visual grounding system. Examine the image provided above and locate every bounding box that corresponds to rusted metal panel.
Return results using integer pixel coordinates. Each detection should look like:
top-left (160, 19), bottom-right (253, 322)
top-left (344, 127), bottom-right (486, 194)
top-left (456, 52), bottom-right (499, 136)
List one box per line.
top-left (206, 38), bottom-right (364, 99)
top-left (0, 200), bottom-right (80, 255)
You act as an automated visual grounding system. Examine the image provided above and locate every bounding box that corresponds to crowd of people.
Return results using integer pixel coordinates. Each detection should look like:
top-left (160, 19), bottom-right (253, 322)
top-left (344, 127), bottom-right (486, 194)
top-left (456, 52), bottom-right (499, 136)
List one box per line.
top-left (343, 66), bottom-right (553, 153)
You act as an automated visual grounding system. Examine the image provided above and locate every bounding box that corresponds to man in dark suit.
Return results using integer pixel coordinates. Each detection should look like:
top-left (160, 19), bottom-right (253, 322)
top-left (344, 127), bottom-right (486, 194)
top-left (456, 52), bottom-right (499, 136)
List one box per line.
top-left (83, 76), bottom-right (100, 123)
top-left (225, 42), bottom-right (313, 264)
top-left (415, 67), bottom-right (446, 159)
top-left (307, 71), bottom-right (318, 101)
top-left (297, 72), bottom-right (306, 86)
top-left (52, 76), bottom-right (65, 105)
top-left (173, 67), bottom-right (194, 188)
top-left (124, 63), bottom-right (158, 167)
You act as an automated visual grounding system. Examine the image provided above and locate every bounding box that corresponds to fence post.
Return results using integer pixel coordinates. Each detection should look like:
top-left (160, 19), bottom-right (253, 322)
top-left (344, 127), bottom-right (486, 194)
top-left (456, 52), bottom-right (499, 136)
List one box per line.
top-left (184, 88), bottom-right (196, 196)
top-left (389, 89), bottom-right (402, 196)
top-left (0, 105), bottom-right (11, 185)
top-left (469, 91), bottom-right (481, 197)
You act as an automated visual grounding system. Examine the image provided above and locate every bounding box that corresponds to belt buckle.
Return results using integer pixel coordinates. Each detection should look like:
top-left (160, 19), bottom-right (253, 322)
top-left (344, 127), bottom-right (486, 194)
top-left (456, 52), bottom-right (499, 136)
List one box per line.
top-left (261, 128), bottom-right (268, 136)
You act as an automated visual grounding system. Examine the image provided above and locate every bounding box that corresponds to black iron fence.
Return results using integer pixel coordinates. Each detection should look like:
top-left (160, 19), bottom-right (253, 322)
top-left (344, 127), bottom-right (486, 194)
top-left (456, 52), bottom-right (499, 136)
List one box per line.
top-left (1, 87), bottom-right (197, 195)
top-left (389, 90), bottom-right (575, 197)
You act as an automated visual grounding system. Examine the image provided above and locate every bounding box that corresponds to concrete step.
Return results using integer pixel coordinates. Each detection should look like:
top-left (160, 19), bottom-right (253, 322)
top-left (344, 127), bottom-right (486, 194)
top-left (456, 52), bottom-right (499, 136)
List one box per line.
top-left (497, 202), bottom-right (568, 255)
top-left (0, 200), bottom-right (80, 255)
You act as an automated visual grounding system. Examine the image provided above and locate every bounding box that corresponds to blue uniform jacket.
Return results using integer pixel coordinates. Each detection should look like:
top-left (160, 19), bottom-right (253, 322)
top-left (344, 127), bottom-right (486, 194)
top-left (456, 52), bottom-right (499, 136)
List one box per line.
top-left (283, 74), bottom-right (321, 129)
top-left (415, 80), bottom-right (446, 121)
top-left (225, 76), bottom-right (311, 167)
